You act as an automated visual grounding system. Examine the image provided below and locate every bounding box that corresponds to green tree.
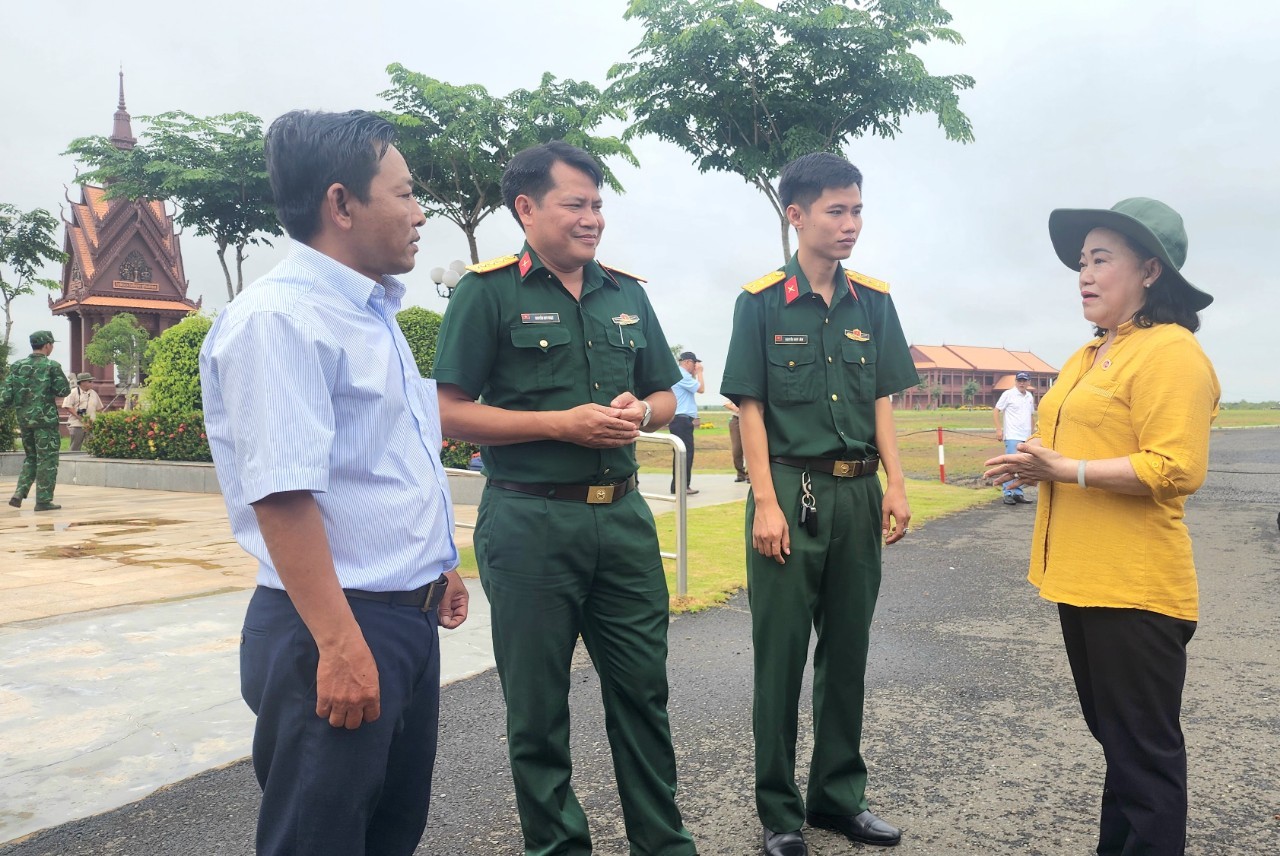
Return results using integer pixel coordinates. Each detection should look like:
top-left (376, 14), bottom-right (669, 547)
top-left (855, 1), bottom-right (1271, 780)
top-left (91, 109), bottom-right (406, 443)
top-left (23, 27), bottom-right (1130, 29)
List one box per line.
top-left (396, 306), bottom-right (443, 376)
top-left (0, 204), bottom-right (67, 347)
top-left (962, 378), bottom-right (979, 406)
top-left (144, 313), bottom-right (211, 413)
top-left (0, 341), bottom-right (16, 452)
top-left (85, 313), bottom-right (150, 410)
top-left (608, 0), bottom-right (974, 260)
top-left (381, 64), bottom-right (638, 263)
top-left (66, 112), bottom-right (280, 301)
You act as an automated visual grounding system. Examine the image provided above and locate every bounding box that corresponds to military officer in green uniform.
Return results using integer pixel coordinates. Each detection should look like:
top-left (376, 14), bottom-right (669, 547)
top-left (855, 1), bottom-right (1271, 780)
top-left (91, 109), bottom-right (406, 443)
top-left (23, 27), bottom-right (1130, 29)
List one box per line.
top-left (3, 330), bottom-right (71, 511)
top-left (433, 141), bottom-right (697, 856)
top-left (721, 153), bottom-right (919, 856)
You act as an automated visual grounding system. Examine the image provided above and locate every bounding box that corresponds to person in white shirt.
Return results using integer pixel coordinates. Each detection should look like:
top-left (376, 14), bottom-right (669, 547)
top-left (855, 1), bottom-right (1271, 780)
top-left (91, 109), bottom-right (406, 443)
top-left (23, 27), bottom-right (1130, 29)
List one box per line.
top-left (63, 373), bottom-right (103, 451)
top-left (993, 371), bottom-right (1036, 505)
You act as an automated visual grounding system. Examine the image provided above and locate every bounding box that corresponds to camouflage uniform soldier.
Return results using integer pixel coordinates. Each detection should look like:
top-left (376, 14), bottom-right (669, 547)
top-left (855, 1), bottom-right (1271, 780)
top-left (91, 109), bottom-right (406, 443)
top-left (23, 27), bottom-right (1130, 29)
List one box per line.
top-left (2, 330), bottom-right (70, 511)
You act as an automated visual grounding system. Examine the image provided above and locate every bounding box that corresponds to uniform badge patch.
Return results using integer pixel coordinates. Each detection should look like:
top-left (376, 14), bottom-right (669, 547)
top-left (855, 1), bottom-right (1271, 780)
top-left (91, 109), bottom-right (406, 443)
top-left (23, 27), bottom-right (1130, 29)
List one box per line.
top-left (611, 313), bottom-right (640, 326)
top-left (784, 276), bottom-right (800, 304)
top-left (518, 252), bottom-right (533, 277)
top-left (774, 334), bottom-right (809, 345)
top-left (521, 313), bottom-right (561, 324)
top-left (845, 329), bottom-right (871, 342)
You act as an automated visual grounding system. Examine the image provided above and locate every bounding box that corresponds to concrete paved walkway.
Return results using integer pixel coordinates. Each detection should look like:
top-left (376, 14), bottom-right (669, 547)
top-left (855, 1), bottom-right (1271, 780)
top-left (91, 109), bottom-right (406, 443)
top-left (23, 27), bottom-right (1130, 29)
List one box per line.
top-left (0, 476), bottom-right (752, 845)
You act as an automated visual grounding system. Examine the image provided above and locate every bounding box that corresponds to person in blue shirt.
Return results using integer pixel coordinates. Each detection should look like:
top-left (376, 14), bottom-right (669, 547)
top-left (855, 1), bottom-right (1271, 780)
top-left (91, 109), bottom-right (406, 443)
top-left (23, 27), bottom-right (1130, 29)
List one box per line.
top-left (199, 109), bottom-right (467, 856)
top-left (669, 351), bottom-right (705, 495)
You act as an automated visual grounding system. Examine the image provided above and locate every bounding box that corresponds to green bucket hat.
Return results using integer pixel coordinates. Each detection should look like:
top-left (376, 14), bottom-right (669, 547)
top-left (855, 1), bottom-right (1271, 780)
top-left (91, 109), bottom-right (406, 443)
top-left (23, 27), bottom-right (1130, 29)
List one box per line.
top-left (1047, 197), bottom-right (1213, 312)
top-left (76, 372), bottom-right (95, 382)
top-left (29, 330), bottom-right (55, 348)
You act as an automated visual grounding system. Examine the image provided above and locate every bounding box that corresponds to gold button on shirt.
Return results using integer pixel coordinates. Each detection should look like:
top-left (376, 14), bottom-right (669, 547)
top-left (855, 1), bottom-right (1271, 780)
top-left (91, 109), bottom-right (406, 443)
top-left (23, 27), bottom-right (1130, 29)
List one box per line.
top-left (1028, 322), bottom-right (1220, 621)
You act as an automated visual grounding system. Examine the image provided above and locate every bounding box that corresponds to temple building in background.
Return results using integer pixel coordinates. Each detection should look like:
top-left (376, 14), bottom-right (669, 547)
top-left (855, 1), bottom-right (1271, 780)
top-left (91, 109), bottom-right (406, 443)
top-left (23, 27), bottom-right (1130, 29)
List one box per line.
top-left (49, 72), bottom-right (199, 405)
top-left (900, 344), bottom-right (1058, 409)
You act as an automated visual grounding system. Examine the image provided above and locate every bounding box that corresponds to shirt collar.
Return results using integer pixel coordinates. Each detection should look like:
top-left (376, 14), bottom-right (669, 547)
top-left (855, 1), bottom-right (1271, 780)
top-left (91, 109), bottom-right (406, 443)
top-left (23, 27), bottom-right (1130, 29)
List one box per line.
top-left (780, 253), bottom-right (854, 307)
top-left (517, 242), bottom-right (615, 292)
top-left (286, 239), bottom-right (407, 310)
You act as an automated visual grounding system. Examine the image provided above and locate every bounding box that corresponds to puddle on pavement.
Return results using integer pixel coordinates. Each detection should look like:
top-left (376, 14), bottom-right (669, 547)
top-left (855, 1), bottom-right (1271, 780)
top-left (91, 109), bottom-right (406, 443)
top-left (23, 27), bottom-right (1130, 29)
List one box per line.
top-left (29, 538), bottom-right (222, 571)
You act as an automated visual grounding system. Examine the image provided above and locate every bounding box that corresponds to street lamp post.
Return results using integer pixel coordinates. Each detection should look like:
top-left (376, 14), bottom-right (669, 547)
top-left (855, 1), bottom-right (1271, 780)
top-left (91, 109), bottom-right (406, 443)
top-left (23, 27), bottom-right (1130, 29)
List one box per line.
top-left (430, 260), bottom-right (468, 299)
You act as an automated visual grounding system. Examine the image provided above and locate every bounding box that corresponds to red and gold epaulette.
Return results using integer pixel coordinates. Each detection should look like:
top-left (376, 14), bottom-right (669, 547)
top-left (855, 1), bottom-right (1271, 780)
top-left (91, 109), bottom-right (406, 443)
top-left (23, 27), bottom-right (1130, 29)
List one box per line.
top-left (742, 270), bottom-right (786, 294)
top-left (600, 263), bottom-right (647, 283)
top-left (465, 255), bottom-right (519, 274)
top-left (846, 270), bottom-right (890, 293)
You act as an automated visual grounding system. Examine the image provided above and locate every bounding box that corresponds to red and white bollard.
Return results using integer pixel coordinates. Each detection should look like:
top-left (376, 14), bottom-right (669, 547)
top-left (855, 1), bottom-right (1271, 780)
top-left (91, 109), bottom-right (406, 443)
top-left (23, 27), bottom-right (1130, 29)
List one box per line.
top-left (937, 426), bottom-right (946, 484)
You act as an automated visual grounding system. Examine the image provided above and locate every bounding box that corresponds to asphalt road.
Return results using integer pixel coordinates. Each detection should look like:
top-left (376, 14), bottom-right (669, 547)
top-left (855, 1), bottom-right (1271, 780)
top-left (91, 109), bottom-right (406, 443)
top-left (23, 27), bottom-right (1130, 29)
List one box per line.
top-left (5, 428), bottom-right (1277, 856)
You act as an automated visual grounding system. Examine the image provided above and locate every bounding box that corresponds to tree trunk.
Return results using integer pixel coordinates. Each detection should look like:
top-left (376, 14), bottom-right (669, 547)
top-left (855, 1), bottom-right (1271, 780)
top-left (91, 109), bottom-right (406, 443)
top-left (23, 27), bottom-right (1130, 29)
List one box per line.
top-left (777, 210), bottom-right (791, 262)
top-left (2, 297), bottom-right (12, 348)
top-left (465, 225), bottom-right (480, 265)
top-left (216, 240), bottom-right (235, 302)
top-left (752, 175), bottom-right (791, 262)
top-left (234, 243), bottom-right (247, 297)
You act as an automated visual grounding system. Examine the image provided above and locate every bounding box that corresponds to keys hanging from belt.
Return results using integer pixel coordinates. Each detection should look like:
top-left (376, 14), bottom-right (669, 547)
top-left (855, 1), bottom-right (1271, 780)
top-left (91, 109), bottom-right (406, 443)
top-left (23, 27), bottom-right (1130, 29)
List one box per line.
top-left (798, 470), bottom-right (819, 537)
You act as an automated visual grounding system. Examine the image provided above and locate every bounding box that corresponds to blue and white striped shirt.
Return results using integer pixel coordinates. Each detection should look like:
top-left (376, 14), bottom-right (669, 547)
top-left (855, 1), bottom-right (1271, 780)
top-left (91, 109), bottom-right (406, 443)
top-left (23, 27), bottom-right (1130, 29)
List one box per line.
top-left (200, 240), bottom-right (458, 591)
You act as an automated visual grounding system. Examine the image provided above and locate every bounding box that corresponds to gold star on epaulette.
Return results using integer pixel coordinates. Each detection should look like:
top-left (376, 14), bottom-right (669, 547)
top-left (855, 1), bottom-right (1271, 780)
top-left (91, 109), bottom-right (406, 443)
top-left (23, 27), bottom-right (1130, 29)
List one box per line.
top-left (846, 270), bottom-right (890, 293)
top-left (599, 263), bottom-right (647, 283)
top-left (465, 255), bottom-right (520, 274)
top-left (742, 270), bottom-right (786, 294)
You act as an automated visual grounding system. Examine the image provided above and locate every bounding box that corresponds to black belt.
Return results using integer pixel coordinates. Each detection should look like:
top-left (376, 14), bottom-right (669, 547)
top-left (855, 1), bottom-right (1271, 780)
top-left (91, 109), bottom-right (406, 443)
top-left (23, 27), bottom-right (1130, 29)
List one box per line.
top-left (770, 456), bottom-right (880, 478)
top-left (344, 576), bottom-right (448, 612)
top-left (488, 475), bottom-right (637, 504)
top-left (670, 414), bottom-right (695, 421)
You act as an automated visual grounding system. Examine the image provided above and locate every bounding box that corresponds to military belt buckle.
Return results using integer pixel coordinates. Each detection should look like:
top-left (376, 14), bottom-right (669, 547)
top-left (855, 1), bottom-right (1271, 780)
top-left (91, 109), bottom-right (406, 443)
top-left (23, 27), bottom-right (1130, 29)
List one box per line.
top-left (587, 484), bottom-right (615, 504)
top-left (833, 460), bottom-right (856, 477)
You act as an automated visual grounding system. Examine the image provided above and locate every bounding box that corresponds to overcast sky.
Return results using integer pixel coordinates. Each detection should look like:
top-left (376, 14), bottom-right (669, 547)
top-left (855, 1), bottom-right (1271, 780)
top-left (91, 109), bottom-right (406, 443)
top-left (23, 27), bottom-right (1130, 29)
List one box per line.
top-left (4, 0), bottom-right (1277, 401)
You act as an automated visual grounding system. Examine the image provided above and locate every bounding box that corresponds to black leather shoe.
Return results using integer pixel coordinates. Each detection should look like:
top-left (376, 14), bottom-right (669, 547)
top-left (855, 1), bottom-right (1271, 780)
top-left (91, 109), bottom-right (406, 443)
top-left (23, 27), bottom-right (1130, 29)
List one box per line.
top-left (806, 810), bottom-right (901, 847)
top-left (735, 474), bottom-right (748, 482)
top-left (1014, 494), bottom-right (1034, 504)
top-left (762, 827), bottom-right (807, 856)
top-left (34, 502), bottom-right (61, 512)
top-left (1002, 495), bottom-right (1017, 505)
top-left (7, 496), bottom-right (20, 508)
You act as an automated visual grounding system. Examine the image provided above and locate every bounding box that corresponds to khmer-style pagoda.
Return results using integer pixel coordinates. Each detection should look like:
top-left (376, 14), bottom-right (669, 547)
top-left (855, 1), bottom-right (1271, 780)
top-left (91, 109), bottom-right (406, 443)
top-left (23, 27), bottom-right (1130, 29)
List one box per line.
top-left (49, 72), bottom-right (199, 403)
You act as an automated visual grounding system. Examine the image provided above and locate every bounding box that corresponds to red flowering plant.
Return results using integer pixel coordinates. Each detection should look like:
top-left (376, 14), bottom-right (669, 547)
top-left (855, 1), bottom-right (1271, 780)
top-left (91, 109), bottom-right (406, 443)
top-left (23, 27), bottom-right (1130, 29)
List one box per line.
top-left (439, 438), bottom-right (480, 470)
top-left (84, 410), bottom-right (212, 462)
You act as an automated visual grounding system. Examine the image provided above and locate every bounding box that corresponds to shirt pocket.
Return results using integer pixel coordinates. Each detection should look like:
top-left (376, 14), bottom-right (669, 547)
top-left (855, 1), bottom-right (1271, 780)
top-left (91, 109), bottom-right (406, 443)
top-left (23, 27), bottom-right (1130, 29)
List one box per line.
top-left (767, 345), bottom-right (820, 406)
top-left (509, 325), bottom-right (574, 391)
top-left (1062, 380), bottom-right (1117, 428)
top-left (600, 325), bottom-right (647, 393)
top-left (841, 341), bottom-right (878, 402)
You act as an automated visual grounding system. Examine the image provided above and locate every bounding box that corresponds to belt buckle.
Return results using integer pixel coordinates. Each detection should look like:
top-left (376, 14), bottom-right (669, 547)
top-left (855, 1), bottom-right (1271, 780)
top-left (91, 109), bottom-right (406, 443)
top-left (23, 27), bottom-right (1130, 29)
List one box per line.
top-left (587, 484), bottom-right (615, 504)
top-left (833, 460), bottom-right (854, 477)
top-left (422, 577), bottom-right (448, 613)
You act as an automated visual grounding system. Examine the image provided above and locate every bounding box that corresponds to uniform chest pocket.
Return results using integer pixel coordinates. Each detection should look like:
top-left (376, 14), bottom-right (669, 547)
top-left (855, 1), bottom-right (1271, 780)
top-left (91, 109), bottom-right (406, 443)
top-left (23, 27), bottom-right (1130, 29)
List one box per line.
top-left (841, 341), bottom-right (878, 402)
top-left (510, 325), bottom-right (574, 391)
top-left (767, 346), bottom-right (820, 406)
top-left (601, 326), bottom-right (647, 393)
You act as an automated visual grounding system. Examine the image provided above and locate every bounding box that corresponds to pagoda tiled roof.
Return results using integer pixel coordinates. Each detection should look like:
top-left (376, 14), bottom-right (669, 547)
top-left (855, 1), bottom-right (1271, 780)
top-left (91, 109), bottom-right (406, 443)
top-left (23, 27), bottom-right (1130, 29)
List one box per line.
top-left (51, 295), bottom-right (197, 313)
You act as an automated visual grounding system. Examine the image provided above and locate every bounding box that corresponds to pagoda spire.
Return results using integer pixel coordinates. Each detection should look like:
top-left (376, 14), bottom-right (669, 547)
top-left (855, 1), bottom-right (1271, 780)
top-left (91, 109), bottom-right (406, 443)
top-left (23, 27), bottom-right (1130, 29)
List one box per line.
top-left (108, 68), bottom-right (137, 151)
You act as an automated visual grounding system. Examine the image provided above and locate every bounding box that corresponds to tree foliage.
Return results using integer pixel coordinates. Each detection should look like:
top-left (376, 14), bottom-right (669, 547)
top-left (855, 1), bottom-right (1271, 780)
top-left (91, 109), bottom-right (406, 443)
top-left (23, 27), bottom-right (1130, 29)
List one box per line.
top-left (381, 65), bottom-right (638, 263)
top-left (0, 203), bottom-right (66, 347)
top-left (65, 112), bottom-right (280, 301)
top-left (144, 313), bottom-right (211, 414)
top-left (85, 313), bottom-right (150, 409)
top-left (608, 0), bottom-right (975, 259)
top-left (396, 306), bottom-right (444, 377)
top-left (0, 341), bottom-right (16, 452)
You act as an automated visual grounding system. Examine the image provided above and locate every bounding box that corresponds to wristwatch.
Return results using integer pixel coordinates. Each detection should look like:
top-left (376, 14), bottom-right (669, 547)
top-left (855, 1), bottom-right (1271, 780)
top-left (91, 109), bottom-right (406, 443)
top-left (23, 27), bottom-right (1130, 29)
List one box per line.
top-left (639, 400), bottom-right (653, 429)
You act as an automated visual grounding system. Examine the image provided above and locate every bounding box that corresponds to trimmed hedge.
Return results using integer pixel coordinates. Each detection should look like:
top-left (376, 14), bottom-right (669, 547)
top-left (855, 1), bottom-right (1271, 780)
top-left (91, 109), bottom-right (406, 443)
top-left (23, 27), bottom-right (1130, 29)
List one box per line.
top-left (84, 410), bottom-right (211, 461)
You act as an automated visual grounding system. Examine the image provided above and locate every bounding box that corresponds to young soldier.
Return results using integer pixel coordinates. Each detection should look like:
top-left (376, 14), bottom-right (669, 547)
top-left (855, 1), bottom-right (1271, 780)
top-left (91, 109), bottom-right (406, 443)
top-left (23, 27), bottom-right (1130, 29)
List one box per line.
top-left (721, 153), bottom-right (919, 856)
top-left (3, 330), bottom-right (71, 511)
top-left (433, 141), bottom-right (696, 856)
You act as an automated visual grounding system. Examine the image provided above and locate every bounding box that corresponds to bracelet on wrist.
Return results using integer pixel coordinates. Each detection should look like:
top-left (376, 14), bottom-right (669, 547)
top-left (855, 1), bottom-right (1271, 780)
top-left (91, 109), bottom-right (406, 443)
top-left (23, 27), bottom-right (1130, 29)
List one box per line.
top-left (1077, 459), bottom-right (1088, 489)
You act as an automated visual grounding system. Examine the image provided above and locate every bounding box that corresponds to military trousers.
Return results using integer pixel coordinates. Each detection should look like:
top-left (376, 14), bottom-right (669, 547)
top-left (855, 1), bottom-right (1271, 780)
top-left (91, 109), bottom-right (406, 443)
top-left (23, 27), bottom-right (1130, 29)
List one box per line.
top-left (475, 483), bottom-right (696, 856)
top-left (15, 425), bottom-right (61, 505)
top-left (746, 462), bottom-right (884, 833)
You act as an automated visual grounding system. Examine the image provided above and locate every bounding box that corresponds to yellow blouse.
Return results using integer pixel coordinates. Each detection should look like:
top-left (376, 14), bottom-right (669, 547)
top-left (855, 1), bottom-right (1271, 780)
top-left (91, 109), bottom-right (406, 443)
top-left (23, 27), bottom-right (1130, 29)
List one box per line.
top-left (1028, 321), bottom-right (1220, 621)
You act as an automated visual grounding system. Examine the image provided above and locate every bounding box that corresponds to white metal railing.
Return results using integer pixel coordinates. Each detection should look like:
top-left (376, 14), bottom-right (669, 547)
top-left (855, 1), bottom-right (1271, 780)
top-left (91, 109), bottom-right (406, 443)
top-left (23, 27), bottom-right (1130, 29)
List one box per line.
top-left (445, 433), bottom-right (691, 596)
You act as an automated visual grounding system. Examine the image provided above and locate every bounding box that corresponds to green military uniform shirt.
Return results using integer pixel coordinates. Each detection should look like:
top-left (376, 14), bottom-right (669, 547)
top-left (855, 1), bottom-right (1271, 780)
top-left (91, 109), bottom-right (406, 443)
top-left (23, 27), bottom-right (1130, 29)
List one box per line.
top-left (720, 255), bottom-right (918, 458)
top-left (0, 353), bottom-right (71, 428)
top-left (433, 243), bottom-right (680, 484)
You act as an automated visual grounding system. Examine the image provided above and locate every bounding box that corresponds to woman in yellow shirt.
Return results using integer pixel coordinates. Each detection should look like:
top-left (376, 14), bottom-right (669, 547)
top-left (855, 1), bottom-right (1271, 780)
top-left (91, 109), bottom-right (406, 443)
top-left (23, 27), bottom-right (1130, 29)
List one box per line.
top-left (985, 198), bottom-right (1219, 856)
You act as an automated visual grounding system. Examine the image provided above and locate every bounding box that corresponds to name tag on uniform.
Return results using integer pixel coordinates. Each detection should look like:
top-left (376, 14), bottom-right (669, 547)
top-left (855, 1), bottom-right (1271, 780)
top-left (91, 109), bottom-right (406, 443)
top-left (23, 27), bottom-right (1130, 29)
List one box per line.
top-left (844, 329), bottom-right (871, 342)
top-left (521, 313), bottom-right (561, 324)
top-left (774, 334), bottom-right (808, 345)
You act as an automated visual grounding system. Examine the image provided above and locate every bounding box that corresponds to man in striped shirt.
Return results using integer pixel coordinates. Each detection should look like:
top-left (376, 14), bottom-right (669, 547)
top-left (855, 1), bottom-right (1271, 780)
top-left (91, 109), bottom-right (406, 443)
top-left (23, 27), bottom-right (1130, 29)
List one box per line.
top-left (200, 110), bottom-right (466, 856)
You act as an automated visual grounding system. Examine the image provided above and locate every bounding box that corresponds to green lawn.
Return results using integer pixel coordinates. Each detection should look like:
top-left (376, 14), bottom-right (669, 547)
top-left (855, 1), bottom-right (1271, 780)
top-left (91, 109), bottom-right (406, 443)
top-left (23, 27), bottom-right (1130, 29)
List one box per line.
top-left (454, 475), bottom-right (995, 613)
